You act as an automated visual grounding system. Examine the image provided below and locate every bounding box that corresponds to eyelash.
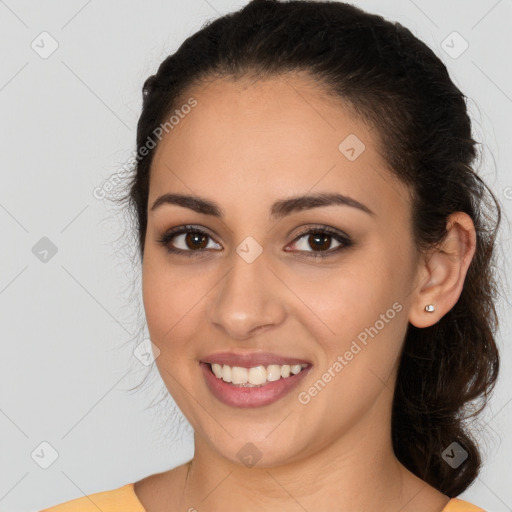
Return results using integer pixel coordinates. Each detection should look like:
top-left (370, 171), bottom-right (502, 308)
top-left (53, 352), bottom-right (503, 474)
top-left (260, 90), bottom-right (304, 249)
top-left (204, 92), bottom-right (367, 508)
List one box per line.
top-left (156, 224), bottom-right (353, 259)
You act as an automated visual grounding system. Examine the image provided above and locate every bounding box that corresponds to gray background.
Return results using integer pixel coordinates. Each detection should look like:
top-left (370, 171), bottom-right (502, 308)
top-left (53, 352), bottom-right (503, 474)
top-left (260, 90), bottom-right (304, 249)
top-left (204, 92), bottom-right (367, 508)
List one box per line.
top-left (0, 1), bottom-right (511, 511)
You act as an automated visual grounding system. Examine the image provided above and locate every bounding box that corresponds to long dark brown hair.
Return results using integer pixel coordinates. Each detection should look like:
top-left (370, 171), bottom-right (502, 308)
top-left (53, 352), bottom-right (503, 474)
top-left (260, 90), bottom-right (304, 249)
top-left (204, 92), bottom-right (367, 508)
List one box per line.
top-left (118, 0), bottom-right (502, 497)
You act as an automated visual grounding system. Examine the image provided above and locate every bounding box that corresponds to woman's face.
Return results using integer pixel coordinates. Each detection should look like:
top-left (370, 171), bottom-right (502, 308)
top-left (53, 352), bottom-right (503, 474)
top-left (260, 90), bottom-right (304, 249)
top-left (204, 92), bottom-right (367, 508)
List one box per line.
top-left (142, 74), bottom-right (422, 468)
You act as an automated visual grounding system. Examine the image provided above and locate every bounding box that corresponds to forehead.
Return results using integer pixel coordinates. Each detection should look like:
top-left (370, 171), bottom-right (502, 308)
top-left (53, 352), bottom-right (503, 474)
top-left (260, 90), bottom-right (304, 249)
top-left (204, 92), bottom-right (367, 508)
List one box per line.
top-left (148, 74), bottom-right (412, 221)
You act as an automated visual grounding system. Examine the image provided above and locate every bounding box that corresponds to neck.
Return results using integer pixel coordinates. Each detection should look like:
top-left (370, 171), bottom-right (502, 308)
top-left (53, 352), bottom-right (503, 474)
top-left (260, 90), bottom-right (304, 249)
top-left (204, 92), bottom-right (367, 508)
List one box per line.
top-left (176, 402), bottom-right (442, 512)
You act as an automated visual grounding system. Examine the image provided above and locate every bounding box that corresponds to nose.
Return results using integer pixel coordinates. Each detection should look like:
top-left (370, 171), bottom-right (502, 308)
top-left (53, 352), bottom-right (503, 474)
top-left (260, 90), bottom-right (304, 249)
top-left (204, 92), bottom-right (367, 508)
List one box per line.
top-left (207, 247), bottom-right (287, 341)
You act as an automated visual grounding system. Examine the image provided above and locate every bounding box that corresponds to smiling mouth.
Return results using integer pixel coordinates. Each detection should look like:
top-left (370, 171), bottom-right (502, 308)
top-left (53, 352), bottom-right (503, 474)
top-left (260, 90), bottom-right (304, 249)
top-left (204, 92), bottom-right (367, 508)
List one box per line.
top-left (205, 362), bottom-right (310, 387)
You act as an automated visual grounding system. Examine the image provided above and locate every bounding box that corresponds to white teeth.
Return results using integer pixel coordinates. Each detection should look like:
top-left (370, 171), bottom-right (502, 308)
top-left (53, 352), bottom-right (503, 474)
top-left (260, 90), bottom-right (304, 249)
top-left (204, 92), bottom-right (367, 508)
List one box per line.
top-left (290, 364), bottom-right (302, 375)
top-left (221, 365), bottom-right (232, 383)
top-left (212, 363), bottom-right (223, 378)
top-left (248, 366), bottom-right (267, 385)
top-left (208, 362), bottom-right (308, 386)
top-left (231, 366), bottom-right (248, 384)
top-left (266, 364), bottom-right (282, 382)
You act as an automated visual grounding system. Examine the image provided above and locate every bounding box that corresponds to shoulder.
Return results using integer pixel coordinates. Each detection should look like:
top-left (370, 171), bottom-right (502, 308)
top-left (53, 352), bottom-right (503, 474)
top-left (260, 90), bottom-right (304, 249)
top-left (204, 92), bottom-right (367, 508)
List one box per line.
top-left (39, 482), bottom-right (145, 512)
top-left (443, 498), bottom-right (486, 511)
top-left (132, 464), bottom-right (190, 510)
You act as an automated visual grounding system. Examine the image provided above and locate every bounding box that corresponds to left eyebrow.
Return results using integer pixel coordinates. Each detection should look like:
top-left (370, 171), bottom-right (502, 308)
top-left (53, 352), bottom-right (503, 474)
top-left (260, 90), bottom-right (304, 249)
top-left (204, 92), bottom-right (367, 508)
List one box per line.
top-left (150, 192), bottom-right (375, 219)
top-left (269, 192), bottom-right (374, 219)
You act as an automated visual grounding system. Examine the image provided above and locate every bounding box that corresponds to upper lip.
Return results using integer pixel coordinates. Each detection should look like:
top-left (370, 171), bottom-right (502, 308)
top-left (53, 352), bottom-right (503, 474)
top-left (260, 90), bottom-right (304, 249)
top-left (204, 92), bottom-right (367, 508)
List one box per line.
top-left (201, 351), bottom-right (312, 368)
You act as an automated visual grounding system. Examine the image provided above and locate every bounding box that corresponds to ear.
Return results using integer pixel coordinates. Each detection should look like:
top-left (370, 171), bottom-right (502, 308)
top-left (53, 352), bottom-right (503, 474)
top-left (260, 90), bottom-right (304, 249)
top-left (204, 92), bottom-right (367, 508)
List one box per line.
top-left (408, 212), bottom-right (477, 328)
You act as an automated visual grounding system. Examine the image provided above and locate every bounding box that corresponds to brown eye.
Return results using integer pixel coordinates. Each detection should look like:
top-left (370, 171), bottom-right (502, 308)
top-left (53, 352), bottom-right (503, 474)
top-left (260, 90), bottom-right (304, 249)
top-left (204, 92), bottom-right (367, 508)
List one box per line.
top-left (157, 225), bottom-right (352, 259)
top-left (306, 233), bottom-right (332, 251)
top-left (157, 225), bottom-right (222, 256)
top-left (184, 232), bottom-right (209, 250)
top-left (288, 226), bottom-right (353, 259)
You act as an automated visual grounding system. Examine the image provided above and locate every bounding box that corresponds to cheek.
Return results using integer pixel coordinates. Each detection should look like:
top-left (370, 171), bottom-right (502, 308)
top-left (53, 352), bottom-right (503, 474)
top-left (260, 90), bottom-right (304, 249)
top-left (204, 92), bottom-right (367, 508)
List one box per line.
top-left (296, 252), bottom-right (409, 370)
top-left (141, 255), bottom-right (214, 352)
top-left (142, 262), bottom-right (170, 337)
top-left (294, 260), bottom-right (397, 337)
top-left (142, 257), bottom-right (187, 343)
top-left (293, 272), bottom-right (407, 420)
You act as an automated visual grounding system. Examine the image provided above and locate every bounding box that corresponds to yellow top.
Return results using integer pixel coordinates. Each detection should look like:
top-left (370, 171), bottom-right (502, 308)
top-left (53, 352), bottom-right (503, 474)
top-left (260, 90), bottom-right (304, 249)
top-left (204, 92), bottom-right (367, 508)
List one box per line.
top-left (39, 482), bottom-right (486, 511)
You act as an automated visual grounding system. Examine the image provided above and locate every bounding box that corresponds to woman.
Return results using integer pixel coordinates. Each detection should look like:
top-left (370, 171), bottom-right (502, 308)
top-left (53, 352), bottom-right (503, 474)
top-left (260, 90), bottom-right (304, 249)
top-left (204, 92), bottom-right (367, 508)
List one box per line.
top-left (41, 0), bottom-right (502, 510)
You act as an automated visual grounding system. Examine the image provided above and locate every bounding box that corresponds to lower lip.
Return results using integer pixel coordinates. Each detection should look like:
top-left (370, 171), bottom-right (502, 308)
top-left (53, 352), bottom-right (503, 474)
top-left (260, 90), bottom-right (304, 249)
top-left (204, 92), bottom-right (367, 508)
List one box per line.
top-left (200, 362), bottom-right (312, 408)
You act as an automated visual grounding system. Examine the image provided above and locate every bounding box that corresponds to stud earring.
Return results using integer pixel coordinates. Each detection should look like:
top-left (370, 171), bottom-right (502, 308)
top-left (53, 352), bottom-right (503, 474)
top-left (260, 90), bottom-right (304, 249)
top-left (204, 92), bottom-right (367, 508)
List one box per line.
top-left (425, 304), bottom-right (435, 312)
